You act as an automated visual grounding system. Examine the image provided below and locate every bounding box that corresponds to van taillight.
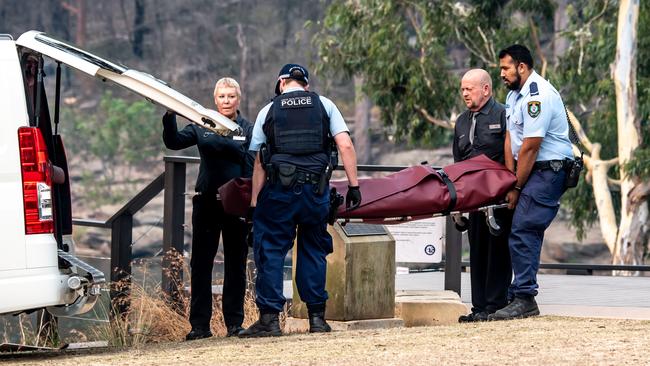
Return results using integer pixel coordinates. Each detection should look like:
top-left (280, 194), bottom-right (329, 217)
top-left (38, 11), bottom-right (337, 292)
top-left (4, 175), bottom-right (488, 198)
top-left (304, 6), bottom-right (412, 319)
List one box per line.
top-left (18, 127), bottom-right (53, 234)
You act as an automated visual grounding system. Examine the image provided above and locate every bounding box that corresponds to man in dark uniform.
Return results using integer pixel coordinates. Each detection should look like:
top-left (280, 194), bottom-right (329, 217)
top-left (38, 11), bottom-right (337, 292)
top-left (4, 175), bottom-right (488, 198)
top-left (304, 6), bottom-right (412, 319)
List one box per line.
top-left (239, 64), bottom-right (361, 337)
top-left (452, 69), bottom-right (513, 322)
top-left (162, 77), bottom-right (254, 339)
top-left (489, 45), bottom-right (574, 320)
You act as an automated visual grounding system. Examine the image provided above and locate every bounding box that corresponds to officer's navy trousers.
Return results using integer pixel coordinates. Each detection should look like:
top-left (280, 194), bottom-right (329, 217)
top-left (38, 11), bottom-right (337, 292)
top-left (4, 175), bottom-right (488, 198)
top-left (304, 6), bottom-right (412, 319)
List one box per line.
top-left (253, 183), bottom-right (332, 313)
top-left (509, 168), bottom-right (567, 298)
top-left (189, 195), bottom-right (249, 329)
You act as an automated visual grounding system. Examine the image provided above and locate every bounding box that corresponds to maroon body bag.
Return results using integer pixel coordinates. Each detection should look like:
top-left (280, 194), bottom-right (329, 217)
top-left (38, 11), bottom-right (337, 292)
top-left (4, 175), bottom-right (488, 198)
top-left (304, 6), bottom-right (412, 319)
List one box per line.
top-left (219, 154), bottom-right (516, 221)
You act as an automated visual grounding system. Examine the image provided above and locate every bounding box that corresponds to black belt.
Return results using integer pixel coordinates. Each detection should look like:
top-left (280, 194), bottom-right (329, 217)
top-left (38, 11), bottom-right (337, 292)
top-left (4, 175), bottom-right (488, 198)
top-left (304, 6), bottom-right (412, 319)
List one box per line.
top-left (533, 160), bottom-right (568, 172)
top-left (269, 170), bottom-right (321, 185)
top-left (436, 169), bottom-right (456, 215)
top-left (294, 171), bottom-right (321, 185)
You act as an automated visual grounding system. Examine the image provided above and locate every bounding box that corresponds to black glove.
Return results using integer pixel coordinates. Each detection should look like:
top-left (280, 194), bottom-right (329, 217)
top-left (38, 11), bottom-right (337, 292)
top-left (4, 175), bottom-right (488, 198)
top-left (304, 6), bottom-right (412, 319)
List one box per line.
top-left (345, 185), bottom-right (362, 210)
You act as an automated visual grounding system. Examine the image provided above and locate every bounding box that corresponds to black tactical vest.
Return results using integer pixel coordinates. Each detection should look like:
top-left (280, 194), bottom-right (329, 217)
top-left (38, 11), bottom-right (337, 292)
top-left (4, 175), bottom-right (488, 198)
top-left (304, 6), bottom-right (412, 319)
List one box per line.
top-left (263, 91), bottom-right (330, 172)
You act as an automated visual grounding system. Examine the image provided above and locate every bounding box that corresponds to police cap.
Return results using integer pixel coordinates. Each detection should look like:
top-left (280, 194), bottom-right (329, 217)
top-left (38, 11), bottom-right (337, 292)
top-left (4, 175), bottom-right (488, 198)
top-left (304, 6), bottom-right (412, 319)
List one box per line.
top-left (275, 63), bottom-right (309, 95)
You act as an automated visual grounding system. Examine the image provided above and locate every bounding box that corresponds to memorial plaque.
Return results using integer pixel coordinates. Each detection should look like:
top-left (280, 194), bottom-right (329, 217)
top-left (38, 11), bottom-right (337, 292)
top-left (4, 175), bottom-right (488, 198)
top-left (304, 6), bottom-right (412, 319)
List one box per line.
top-left (340, 223), bottom-right (387, 237)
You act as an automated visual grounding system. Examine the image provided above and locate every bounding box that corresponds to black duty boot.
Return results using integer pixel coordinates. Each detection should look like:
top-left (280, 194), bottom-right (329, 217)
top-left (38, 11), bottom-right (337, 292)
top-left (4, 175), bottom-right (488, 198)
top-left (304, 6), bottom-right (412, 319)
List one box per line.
top-left (308, 312), bottom-right (332, 333)
top-left (458, 311), bottom-right (489, 323)
top-left (238, 313), bottom-right (282, 338)
top-left (226, 325), bottom-right (244, 337)
top-left (185, 327), bottom-right (213, 341)
top-left (488, 296), bottom-right (540, 321)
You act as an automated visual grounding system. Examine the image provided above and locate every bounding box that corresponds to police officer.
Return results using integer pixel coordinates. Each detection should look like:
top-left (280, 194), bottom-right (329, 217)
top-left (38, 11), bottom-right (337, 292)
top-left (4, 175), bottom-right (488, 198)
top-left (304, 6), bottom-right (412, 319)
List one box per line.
top-left (489, 45), bottom-right (574, 320)
top-left (162, 77), bottom-right (254, 339)
top-left (239, 64), bottom-right (361, 337)
top-left (452, 69), bottom-right (513, 322)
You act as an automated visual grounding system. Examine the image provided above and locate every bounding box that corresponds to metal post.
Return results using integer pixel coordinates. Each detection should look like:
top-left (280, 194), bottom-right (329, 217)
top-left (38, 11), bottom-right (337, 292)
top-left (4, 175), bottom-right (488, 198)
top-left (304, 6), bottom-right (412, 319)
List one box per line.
top-left (162, 160), bottom-right (186, 305)
top-left (444, 216), bottom-right (462, 295)
top-left (110, 213), bottom-right (133, 316)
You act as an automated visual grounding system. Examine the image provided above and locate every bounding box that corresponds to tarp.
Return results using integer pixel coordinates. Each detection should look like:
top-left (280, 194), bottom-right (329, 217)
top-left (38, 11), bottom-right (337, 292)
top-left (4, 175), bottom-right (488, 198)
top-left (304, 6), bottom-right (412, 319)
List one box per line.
top-left (219, 154), bottom-right (516, 220)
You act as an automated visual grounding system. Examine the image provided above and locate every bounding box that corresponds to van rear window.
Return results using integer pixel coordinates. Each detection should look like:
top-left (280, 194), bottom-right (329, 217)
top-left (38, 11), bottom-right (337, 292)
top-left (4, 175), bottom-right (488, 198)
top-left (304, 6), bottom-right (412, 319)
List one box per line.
top-left (35, 34), bottom-right (126, 74)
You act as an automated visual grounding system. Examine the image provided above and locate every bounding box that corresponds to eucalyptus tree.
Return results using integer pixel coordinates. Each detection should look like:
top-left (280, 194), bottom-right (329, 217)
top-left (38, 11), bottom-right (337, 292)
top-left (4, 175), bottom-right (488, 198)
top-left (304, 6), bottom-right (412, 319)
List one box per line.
top-left (315, 0), bottom-right (649, 264)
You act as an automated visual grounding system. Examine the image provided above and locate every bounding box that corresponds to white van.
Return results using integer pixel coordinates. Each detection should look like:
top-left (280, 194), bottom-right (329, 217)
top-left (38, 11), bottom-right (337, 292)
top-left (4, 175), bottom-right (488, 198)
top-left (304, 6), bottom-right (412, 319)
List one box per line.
top-left (0, 30), bottom-right (238, 316)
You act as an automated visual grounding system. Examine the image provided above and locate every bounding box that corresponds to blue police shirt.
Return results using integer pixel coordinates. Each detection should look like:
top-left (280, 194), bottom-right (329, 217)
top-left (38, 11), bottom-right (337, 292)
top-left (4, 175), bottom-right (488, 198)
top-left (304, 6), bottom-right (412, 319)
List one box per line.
top-left (505, 70), bottom-right (573, 161)
top-left (249, 87), bottom-right (349, 152)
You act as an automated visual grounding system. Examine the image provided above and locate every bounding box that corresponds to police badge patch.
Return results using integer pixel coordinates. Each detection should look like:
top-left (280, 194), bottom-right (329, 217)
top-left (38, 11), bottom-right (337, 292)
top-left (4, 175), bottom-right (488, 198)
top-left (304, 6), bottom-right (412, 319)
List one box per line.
top-left (527, 101), bottom-right (541, 118)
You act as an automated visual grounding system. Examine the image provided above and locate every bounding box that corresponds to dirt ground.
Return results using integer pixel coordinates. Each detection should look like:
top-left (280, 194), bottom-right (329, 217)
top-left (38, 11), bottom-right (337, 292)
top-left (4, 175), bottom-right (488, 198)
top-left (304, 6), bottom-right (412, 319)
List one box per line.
top-left (3, 316), bottom-right (649, 366)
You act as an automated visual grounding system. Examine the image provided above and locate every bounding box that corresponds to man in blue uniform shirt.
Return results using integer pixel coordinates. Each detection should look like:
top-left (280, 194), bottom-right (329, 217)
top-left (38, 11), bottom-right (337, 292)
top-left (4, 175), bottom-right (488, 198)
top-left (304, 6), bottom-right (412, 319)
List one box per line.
top-left (239, 64), bottom-right (361, 337)
top-left (489, 45), bottom-right (574, 321)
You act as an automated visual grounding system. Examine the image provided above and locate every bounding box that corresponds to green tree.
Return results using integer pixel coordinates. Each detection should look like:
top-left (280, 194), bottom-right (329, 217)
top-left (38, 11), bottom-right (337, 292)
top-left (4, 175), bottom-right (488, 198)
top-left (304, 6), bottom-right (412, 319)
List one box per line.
top-left (316, 0), bottom-right (650, 264)
top-left (61, 92), bottom-right (161, 206)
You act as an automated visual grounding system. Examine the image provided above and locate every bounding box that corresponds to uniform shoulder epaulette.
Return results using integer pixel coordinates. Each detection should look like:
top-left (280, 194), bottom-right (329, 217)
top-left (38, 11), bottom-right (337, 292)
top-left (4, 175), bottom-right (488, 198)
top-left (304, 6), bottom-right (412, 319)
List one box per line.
top-left (530, 82), bottom-right (539, 96)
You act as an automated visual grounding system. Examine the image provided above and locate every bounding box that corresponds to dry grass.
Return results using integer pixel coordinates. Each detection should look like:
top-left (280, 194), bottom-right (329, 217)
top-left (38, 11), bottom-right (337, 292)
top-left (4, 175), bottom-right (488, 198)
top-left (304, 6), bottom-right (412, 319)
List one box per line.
top-left (4, 316), bottom-right (650, 365)
top-left (92, 252), bottom-right (279, 346)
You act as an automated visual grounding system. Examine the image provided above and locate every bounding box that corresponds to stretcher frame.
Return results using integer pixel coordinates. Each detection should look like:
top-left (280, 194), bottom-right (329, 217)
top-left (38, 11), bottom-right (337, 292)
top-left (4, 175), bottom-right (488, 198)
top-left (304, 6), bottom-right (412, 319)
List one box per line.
top-left (338, 202), bottom-right (510, 234)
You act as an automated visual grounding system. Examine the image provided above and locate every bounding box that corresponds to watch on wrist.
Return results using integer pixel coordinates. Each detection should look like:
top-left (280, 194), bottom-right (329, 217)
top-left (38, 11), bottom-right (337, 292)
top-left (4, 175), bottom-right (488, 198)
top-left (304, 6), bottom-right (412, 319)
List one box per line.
top-left (514, 186), bottom-right (522, 192)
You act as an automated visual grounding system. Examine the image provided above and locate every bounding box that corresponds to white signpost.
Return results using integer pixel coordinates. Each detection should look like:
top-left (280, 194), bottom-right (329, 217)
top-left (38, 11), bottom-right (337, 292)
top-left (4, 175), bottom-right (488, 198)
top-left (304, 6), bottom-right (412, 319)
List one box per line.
top-left (387, 217), bottom-right (445, 263)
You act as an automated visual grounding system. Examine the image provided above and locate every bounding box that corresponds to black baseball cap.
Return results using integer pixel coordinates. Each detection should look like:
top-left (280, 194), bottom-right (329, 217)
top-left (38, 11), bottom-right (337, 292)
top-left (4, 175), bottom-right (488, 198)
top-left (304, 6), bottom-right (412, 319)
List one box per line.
top-left (275, 63), bottom-right (309, 95)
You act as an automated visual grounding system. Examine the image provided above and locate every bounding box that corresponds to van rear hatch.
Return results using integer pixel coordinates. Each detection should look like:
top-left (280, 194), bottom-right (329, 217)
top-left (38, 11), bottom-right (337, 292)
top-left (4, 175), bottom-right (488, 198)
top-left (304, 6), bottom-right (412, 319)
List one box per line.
top-left (16, 30), bottom-right (238, 134)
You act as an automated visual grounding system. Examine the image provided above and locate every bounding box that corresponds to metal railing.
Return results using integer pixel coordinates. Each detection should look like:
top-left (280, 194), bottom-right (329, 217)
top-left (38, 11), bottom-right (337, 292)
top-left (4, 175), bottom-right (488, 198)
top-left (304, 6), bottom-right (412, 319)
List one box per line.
top-left (72, 155), bottom-right (649, 313)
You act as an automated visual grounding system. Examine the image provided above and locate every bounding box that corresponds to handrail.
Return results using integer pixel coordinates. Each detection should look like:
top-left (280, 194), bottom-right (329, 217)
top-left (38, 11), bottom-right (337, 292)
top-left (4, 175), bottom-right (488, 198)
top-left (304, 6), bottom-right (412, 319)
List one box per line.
top-left (106, 173), bottom-right (165, 223)
top-left (72, 171), bottom-right (166, 316)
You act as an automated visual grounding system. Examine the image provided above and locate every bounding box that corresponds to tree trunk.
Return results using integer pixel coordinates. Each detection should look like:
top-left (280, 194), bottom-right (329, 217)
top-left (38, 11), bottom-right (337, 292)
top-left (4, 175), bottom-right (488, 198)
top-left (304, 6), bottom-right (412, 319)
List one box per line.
top-left (584, 145), bottom-right (619, 253)
top-left (612, 0), bottom-right (642, 266)
top-left (353, 76), bottom-right (372, 164)
top-left (132, 0), bottom-right (146, 58)
top-left (553, 0), bottom-right (570, 62)
top-left (236, 22), bottom-right (249, 117)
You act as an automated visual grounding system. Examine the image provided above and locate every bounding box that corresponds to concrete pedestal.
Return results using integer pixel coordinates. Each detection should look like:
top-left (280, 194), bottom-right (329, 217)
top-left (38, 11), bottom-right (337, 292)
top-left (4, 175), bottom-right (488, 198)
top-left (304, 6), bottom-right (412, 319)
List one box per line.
top-left (291, 223), bottom-right (395, 321)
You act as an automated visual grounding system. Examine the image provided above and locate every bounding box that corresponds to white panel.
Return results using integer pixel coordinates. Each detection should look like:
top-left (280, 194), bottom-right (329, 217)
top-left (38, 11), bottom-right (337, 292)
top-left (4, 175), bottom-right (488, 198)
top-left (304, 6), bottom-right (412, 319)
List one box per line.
top-left (0, 268), bottom-right (70, 314)
top-left (387, 218), bottom-right (445, 263)
top-left (16, 30), bottom-right (101, 76)
top-left (0, 40), bottom-right (29, 271)
top-left (25, 234), bottom-right (59, 269)
top-left (98, 69), bottom-right (239, 133)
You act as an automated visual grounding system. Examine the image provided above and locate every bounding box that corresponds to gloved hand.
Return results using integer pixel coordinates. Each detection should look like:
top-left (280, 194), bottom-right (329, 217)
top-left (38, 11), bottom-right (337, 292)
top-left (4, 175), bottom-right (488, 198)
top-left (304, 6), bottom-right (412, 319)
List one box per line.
top-left (345, 185), bottom-right (362, 210)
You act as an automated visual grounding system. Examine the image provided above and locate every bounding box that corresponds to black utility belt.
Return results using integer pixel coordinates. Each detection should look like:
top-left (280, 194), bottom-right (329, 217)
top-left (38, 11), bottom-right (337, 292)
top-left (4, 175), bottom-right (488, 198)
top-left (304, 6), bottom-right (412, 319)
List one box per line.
top-left (533, 159), bottom-right (572, 172)
top-left (268, 169), bottom-right (321, 185)
top-left (266, 162), bottom-right (329, 194)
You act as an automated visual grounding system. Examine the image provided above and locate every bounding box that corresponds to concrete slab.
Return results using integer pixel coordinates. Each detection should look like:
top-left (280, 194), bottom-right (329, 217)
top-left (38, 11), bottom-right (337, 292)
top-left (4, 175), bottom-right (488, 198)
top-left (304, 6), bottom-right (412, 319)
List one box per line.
top-left (396, 290), bottom-right (469, 326)
top-left (285, 317), bottom-right (404, 334)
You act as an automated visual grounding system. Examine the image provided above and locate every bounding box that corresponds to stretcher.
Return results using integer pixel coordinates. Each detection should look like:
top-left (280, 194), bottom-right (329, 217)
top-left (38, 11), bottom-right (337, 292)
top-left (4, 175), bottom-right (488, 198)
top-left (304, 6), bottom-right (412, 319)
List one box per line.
top-left (219, 154), bottom-right (516, 234)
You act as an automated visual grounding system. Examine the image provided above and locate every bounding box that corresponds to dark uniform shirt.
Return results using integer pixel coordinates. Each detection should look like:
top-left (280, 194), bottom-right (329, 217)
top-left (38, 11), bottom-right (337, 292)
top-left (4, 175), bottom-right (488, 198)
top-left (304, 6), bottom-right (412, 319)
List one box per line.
top-left (162, 112), bottom-right (254, 194)
top-left (453, 97), bottom-right (507, 164)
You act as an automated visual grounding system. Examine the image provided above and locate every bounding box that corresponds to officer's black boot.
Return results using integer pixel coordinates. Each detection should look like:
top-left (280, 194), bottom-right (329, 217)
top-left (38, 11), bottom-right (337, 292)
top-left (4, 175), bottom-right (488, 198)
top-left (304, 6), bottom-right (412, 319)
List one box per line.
top-left (488, 295), bottom-right (539, 321)
top-left (185, 327), bottom-right (213, 341)
top-left (308, 311), bottom-right (332, 333)
top-left (238, 312), bottom-right (282, 338)
top-left (458, 311), bottom-right (489, 323)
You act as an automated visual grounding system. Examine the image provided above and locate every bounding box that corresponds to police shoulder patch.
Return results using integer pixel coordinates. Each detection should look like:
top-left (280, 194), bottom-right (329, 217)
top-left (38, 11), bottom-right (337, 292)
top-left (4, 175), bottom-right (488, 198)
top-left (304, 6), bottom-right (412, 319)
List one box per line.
top-left (527, 100), bottom-right (541, 118)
